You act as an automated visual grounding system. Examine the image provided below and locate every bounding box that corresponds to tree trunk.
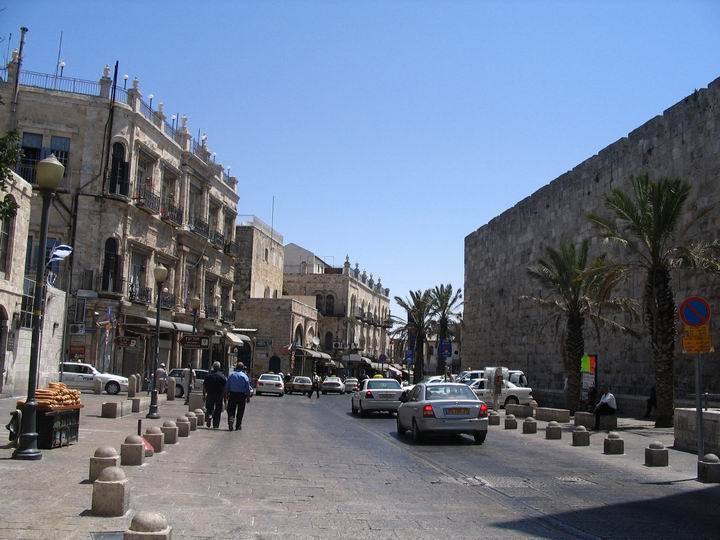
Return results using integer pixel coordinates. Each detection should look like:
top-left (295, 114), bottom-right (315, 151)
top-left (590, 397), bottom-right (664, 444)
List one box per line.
top-left (437, 324), bottom-right (447, 375)
top-left (645, 264), bottom-right (676, 428)
top-left (413, 332), bottom-right (425, 383)
top-left (565, 314), bottom-right (584, 414)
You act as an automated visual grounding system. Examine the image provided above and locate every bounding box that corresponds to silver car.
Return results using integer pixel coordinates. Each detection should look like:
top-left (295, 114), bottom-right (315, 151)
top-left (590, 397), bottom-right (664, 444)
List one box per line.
top-left (351, 378), bottom-right (403, 416)
top-left (397, 382), bottom-right (489, 444)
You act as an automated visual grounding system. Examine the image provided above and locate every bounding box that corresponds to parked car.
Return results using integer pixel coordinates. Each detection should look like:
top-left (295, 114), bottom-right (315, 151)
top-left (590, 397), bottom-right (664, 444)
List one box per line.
top-left (321, 376), bottom-right (345, 394)
top-left (396, 382), bottom-right (489, 444)
top-left (457, 370), bottom-right (484, 385)
top-left (60, 362), bottom-right (129, 395)
top-left (508, 370), bottom-right (528, 387)
top-left (351, 378), bottom-right (403, 417)
top-left (168, 368), bottom-right (209, 398)
top-left (468, 378), bottom-right (533, 406)
top-left (403, 375), bottom-right (444, 393)
top-left (343, 377), bottom-right (358, 393)
top-left (286, 376), bottom-right (312, 395)
top-left (256, 373), bottom-right (285, 396)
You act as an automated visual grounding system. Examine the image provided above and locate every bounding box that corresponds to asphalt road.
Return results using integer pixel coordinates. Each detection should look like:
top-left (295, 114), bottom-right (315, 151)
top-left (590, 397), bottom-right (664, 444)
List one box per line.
top-left (110, 391), bottom-right (719, 539)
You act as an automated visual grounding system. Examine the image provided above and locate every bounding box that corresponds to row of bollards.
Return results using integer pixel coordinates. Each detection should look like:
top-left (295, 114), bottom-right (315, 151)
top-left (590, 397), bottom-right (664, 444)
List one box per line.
top-left (87, 407), bottom-right (206, 537)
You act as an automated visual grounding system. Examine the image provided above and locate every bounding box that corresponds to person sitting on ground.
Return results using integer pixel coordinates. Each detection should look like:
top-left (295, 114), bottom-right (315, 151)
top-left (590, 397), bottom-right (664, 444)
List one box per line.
top-left (594, 385), bottom-right (617, 430)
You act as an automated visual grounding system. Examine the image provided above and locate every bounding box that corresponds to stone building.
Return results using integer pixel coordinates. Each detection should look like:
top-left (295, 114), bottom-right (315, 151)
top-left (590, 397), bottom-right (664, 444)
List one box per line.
top-left (464, 76), bottom-right (720, 414)
top-left (1, 55), bottom-right (241, 379)
top-left (0, 172), bottom-right (66, 396)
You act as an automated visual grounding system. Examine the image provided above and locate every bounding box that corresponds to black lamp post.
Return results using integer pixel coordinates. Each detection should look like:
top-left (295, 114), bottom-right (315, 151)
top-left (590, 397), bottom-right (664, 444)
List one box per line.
top-left (146, 264), bottom-right (168, 419)
top-left (190, 295), bottom-right (201, 334)
top-left (14, 155), bottom-right (64, 460)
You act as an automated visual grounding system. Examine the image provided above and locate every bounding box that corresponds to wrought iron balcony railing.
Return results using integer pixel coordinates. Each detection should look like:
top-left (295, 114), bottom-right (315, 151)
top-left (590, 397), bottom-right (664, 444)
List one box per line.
top-left (128, 283), bottom-right (152, 304)
top-left (205, 305), bottom-right (219, 319)
top-left (134, 185), bottom-right (161, 213)
top-left (224, 241), bottom-right (241, 256)
top-left (160, 201), bottom-right (184, 225)
top-left (221, 307), bottom-right (234, 322)
top-left (160, 291), bottom-right (176, 310)
top-left (189, 218), bottom-right (210, 238)
top-left (211, 231), bottom-right (225, 248)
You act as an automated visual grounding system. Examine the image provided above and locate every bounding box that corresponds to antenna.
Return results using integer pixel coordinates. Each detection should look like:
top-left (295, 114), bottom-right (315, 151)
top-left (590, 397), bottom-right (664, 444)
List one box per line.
top-left (53, 31), bottom-right (63, 78)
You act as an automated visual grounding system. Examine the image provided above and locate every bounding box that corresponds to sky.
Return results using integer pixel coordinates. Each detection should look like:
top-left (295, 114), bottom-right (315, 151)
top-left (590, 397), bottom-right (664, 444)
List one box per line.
top-left (3, 1), bottom-right (720, 315)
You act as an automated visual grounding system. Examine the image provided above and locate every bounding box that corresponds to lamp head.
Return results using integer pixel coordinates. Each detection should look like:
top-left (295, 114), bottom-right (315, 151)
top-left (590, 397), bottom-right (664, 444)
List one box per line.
top-left (153, 264), bottom-right (168, 284)
top-left (36, 154), bottom-right (64, 191)
top-left (190, 295), bottom-right (201, 310)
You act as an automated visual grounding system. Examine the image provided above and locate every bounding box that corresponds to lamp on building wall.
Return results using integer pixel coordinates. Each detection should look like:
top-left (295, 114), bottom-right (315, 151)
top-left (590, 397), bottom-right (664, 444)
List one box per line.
top-left (14, 154), bottom-right (64, 461)
top-left (147, 264), bottom-right (168, 420)
top-left (190, 295), bottom-right (201, 334)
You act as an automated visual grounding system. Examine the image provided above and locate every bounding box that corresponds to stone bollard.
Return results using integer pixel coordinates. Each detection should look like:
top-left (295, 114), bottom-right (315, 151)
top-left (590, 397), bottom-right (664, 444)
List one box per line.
top-left (91, 466), bottom-right (130, 517)
top-left (572, 426), bottom-right (590, 446)
top-left (124, 511), bottom-right (172, 540)
top-left (488, 411), bottom-right (500, 426)
top-left (166, 378), bottom-right (175, 401)
top-left (185, 411), bottom-right (198, 431)
top-left (528, 399), bottom-right (538, 410)
top-left (144, 427), bottom-right (165, 454)
top-left (94, 378), bottom-right (103, 394)
top-left (522, 417), bottom-right (537, 434)
top-left (194, 408), bottom-right (205, 426)
top-left (546, 421), bottom-right (562, 440)
top-left (604, 431), bottom-right (624, 455)
top-left (161, 420), bottom-right (178, 445)
top-left (698, 453), bottom-right (720, 483)
top-left (89, 446), bottom-right (120, 482)
top-left (121, 434), bottom-right (145, 466)
top-left (136, 373), bottom-right (142, 393)
top-left (176, 416), bottom-right (191, 438)
top-left (645, 441), bottom-right (669, 467)
top-left (504, 414), bottom-right (517, 430)
top-left (128, 375), bottom-right (136, 398)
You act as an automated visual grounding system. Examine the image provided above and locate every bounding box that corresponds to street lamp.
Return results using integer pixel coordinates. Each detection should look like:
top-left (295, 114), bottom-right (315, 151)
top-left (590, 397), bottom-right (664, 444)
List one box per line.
top-left (59, 60), bottom-right (65, 77)
top-left (148, 94), bottom-right (154, 109)
top-left (14, 155), bottom-right (64, 460)
top-left (123, 74), bottom-right (129, 89)
top-left (146, 264), bottom-right (168, 419)
top-left (190, 295), bottom-right (201, 334)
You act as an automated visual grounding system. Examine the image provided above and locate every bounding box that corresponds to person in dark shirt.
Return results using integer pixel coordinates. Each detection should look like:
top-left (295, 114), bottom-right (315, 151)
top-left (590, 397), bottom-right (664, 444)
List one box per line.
top-left (203, 362), bottom-right (227, 429)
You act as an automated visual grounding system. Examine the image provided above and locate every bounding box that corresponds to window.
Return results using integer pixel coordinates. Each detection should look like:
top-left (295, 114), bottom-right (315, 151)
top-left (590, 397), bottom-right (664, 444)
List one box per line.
top-left (205, 280), bottom-right (216, 307)
top-left (189, 183), bottom-right (202, 223)
top-left (0, 197), bottom-right (14, 274)
top-left (425, 384), bottom-right (476, 401)
top-left (324, 331), bottom-right (334, 351)
top-left (73, 297), bottom-right (87, 323)
top-left (50, 136), bottom-right (70, 175)
top-left (19, 132), bottom-right (42, 183)
top-left (367, 380), bottom-right (401, 390)
top-left (264, 248), bottom-right (269, 263)
top-left (109, 143), bottom-right (129, 196)
top-left (185, 264), bottom-right (197, 306)
top-left (263, 286), bottom-right (271, 299)
top-left (315, 294), bottom-right (323, 311)
top-left (101, 238), bottom-right (119, 292)
top-left (325, 295), bottom-right (334, 315)
top-left (62, 363), bottom-right (80, 373)
top-left (136, 156), bottom-right (154, 193)
top-left (20, 277), bottom-right (35, 328)
top-left (130, 252), bottom-right (147, 288)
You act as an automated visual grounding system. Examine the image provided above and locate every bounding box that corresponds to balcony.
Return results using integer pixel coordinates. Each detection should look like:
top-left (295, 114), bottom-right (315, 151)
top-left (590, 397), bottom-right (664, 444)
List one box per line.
top-left (160, 201), bottom-right (184, 225)
top-left (128, 283), bottom-right (152, 304)
top-left (221, 307), bottom-right (234, 322)
top-left (211, 231), bottom-right (225, 249)
top-left (205, 305), bottom-right (219, 319)
top-left (16, 157), bottom-right (38, 184)
top-left (160, 291), bottom-right (176, 310)
top-left (134, 185), bottom-right (161, 213)
top-left (189, 218), bottom-right (210, 239)
top-left (224, 241), bottom-right (241, 257)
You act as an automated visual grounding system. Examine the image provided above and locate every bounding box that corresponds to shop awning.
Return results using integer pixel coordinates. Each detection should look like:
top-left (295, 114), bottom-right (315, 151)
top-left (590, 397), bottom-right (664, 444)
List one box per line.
top-left (173, 322), bottom-right (195, 333)
top-left (140, 316), bottom-right (175, 331)
top-left (225, 332), bottom-right (250, 346)
top-left (295, 347), bottom-right (331, 360)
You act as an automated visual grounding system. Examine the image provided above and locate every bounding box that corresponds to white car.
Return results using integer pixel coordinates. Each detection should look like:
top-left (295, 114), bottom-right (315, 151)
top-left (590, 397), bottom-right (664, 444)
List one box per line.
top-left (351, 378), bottom-right (404, 416)
top-left (469, 378), bottom-right (533, 407)
top-left (343, 377), bottom-right (358, 393)
top-left (60, 362), bottom-right (129, 395)
top-left (255, 373), bottom-right (285, 396)
top-left (321, 376), bottom-right (345, 394)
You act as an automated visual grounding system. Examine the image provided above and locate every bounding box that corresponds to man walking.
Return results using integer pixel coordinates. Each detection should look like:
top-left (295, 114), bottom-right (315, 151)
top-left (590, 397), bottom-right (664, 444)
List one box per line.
top-left (155, 363), bottom-right (168, 395)
top-left (183, 362), bottom-right (196, 405)
top-left (225, 362), bottom-right (251, 431)
top-left (203, 362), bottom-right (227, 429)
top-left (307, 372), bottom-right (321, 399)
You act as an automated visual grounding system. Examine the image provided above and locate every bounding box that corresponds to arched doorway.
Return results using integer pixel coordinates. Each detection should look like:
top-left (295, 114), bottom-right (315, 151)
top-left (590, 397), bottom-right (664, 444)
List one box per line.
top-left (324, 331), bottom-right (334, 351)
top-left (269, 354), bottom-right (281, 373)
top-left (294, 324), bottom-right (304, 347)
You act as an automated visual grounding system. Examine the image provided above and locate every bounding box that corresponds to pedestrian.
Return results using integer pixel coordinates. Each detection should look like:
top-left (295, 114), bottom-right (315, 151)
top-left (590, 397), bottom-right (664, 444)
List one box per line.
top-left (225, 361), bottom-right (251, 431)
top-left (183, 362), bottom-right (196, 405)
top-left (155, 363), bottom-right (167, 395)
top-left (593, 385), bottom-right (617, 430)
top-left (644, 385), bottom-right (657, 419)
top-left (203, 361), bottom-right (227, 429)
top-left (307, 372), bottom-right (321, 399)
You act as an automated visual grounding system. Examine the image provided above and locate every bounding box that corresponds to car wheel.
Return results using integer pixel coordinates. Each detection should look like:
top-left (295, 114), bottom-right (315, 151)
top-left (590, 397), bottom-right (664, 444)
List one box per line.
top-left (396, 415), bottom-right (407, 435)
top-left (359, 403), bottom-right (367, 418)
top-left (351, 400), bottom-right (357, 415)
top-left (279, 392), bottom-right (284, 397)
top-left (175, 385), bottom-right (184, 398)
top-left (412, 419), bottom-right (423, 443)
top-left (105, 381), bottom-right (120, 395)
top-left (473, 431), bottom-right (487, 445)
top-left (504, 396), bottom-right (519, 407)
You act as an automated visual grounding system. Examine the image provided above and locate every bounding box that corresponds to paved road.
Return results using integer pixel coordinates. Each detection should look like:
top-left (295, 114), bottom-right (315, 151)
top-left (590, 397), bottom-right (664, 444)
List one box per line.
top-left (1, 391), bottom-right (719, 539)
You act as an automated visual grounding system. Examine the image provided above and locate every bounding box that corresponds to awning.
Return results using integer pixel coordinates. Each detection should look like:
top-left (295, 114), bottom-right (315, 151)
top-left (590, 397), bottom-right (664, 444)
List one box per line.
top-left (295, 347), bottom-right (331, 360)
top-left (387, 365), bottom-right (401, 375)
top-left (225, 332), bottom-right (250, 346)
top-left (370, 362), bottom-right (384, 371)
top-left (173, 322), bottom-right (195, 333)
top-left (140, 316), bottom-right (175, 331)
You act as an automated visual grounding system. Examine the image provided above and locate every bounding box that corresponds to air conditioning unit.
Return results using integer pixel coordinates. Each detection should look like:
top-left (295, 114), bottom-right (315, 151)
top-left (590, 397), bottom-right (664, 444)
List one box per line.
top-left (70, 323), bottom-right (86, 335)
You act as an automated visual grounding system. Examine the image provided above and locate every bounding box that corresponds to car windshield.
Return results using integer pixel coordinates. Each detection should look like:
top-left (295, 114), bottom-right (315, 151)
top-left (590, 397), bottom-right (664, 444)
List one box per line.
top-left (169, 369), bottom-right (182, 377)
top-left (367, 380), bottom-right (401, 390)
top-left (325, 377), bottom-right (340, 381)
top-left (260, 374), bottom-right (281, 381)
top-left (425, 384), bottom-right (477, 401)
top-left (506, 381), bottom-right (518, 389)
top-left (294, 377), bottom-right (311, 384)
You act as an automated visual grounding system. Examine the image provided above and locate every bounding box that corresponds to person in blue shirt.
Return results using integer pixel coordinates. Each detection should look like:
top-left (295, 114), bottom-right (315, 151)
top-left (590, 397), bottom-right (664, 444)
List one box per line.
top-left (225, 362), bottom-right (251, 431)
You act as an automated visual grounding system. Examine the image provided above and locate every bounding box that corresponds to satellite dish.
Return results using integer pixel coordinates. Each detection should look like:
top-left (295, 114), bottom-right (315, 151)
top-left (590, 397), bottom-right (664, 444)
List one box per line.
top-left (312, 336), bottom-right (320, 346)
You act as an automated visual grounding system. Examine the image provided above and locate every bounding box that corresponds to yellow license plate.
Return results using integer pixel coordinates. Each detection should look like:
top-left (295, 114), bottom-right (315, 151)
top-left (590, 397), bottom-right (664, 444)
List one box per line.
top-left (446, 408), bottom-right (470, 415)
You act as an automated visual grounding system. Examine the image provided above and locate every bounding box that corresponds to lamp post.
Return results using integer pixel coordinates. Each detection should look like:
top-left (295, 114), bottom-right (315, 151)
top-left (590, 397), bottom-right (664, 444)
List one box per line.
top-left (14, 155), bottom-right (64, 460)
top-left (146, 264), bottom-right (168, 419)
top-left (190, 295), bottom-right (201, 334)
top-left (59, 60), bottom-right (65, 77)
top-left (148, 94), bottom-right (154, 109)
top-left (123, 74), bottom-right (128, 89)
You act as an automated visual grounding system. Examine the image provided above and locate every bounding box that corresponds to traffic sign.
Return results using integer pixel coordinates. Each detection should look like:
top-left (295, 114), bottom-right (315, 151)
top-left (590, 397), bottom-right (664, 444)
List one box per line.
top-left (180, 335), bottom-right (210, 349)
top-left (114, 336), bottom-right (137, 348)
top-left (379, 353), bottom-right (387, 363)
top-left (439, 340), bottom-right (452, 358)
top-left (682, 324), bottom-right (714, 354)
top-left (679, 296), bottom-right (711, 328)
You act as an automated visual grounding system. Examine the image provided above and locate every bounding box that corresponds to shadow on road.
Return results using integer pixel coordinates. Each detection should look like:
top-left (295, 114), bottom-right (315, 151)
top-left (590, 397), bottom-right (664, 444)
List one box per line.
top-left (389, 431), bottom-right (478, 447)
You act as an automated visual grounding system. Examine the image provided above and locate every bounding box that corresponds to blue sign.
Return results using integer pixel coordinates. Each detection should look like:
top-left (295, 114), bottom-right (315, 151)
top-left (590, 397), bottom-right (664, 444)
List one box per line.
top-left (679, 296), bottom-right (711, 328)
top-left (439, 340), bottom-right (452, 358)
top-left (404, 348), bottom-right (414, 364)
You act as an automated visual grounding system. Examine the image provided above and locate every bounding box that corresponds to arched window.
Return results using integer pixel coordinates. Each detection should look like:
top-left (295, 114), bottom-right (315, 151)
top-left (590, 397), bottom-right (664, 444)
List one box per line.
top-left (101, 238), bottom-right (119, 292)
top-left (325, 295), bottom-right (334, 315)
top-left (109, 142), bottom-right (129, 196)
top-left (294, 324), bottom-right (304, 346)
top-left (0, 196), bottom-right (15, 274)
top-left (315, 294), bottom-right (323, 311)
top-left (324, 331), bottom-right (334, 351)
top-left (264, 286), bottom-right (271, 299)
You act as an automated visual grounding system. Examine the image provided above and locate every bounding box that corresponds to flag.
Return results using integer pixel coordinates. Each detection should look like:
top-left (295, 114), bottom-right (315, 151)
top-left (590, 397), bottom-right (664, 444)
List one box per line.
top-left (47, 244), bottom-right (73, 265)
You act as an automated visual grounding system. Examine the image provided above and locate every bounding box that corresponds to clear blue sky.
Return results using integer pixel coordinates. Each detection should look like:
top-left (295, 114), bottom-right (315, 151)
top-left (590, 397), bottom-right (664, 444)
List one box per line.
top-left (4, 1), bottom-right (720, 315)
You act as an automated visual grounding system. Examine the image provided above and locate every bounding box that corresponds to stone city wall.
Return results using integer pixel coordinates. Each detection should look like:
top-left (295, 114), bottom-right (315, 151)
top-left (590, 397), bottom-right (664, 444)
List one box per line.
top-left (464, 77), bottom-right (720, 412)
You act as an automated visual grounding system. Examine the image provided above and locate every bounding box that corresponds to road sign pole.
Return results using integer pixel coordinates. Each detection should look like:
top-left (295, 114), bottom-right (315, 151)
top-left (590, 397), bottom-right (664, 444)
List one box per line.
top-left (695, 353), bottom-right (704, 470)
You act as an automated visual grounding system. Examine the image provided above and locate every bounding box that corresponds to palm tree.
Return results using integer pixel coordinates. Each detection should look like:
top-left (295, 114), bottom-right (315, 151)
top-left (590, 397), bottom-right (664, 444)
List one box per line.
top-left (430, 284), bottom-right (463, 374)
top-left (588, 174), bottom-right (696, 428)
top-left (394, 290), bottom-right (434, 383)
top-left (524, 240), bottom-right (636, 413)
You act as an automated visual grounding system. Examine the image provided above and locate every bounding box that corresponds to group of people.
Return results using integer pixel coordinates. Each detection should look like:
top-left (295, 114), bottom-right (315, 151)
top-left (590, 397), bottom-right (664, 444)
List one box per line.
top-left (202, 361), bottom-right (253, 431)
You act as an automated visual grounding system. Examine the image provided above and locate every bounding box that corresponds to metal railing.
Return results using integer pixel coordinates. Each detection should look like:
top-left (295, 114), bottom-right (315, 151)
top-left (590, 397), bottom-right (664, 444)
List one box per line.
top-left (16, 157), bottom-right (38, 183)
top-left (189, 218), bottom-right (210, 238)
top-left (19, 70), bottom-right (101, 97)
top-left (221, 307), bottom-right (234, 322)
top-left (128, 283), bottom-right (152, 304)
top-left (205, 305), bottom-right (219, 319)
top-left (160, 201), bottom-right (184, 225)
top-left (163, 119), bottom-right (176, 140)
top-left (160, 291), bottom-right (176, 310)
top-left (134, 185), bottom-right (161, 213)
top-left (224, 241), bottom-right (241, 256)
top-left (211, 230), bottom-right (225, 248)
top-left (0, 67), bottom-right (7, 82)
top-left (140, 99), bottom-right (157, 123)
top-left (113, 86), bottom-right (129, 105)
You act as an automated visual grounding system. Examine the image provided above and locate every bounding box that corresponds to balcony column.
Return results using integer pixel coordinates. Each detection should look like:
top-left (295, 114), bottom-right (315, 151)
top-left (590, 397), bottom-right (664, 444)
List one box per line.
top-left (180, 165), bottom-right (190, 226)
top-left (175, 251), bottom-right (186, 308)
top-left (202, 184), bottom-right (210, 225)
top-left (99, 65), bottom-right (112, 99)
top-left (127, 78), bottom-right (141, 112)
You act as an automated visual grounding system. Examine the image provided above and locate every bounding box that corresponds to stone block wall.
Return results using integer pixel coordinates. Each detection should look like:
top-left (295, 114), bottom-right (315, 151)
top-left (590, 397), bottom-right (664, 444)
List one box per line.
top-left (464, 77), bottom-right (720, 401)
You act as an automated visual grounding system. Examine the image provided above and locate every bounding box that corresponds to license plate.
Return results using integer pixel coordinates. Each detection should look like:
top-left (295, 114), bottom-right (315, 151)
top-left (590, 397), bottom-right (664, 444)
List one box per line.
top-left (446, 407), bottom-right (470, 415)
top-left (378, 394), bottom-right (394, 400)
